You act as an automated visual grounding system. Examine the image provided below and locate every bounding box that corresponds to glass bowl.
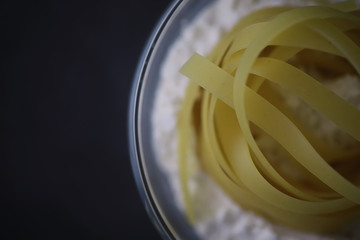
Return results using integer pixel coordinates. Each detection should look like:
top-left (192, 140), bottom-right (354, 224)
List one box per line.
top-left (129, 0), bottom-right (360, 239)
top-left (128, 0), bottom-right (213, 239)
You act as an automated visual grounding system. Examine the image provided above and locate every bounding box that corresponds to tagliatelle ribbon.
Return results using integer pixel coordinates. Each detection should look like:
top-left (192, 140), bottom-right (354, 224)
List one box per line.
top-left (177, 0), bottom-right (360, 233)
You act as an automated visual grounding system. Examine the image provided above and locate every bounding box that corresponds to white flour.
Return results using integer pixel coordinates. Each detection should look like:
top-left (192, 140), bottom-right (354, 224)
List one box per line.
top-left (151, 0), bottom-right (360, 239)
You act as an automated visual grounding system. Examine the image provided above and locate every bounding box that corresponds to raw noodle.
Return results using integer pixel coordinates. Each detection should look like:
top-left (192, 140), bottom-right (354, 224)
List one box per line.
top-left (179, 1), bottom-right (360, 233)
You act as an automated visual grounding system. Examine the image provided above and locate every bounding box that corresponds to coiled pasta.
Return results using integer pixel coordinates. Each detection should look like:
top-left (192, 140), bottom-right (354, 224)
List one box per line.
top-left (178, 0), bottom-right (360, 233)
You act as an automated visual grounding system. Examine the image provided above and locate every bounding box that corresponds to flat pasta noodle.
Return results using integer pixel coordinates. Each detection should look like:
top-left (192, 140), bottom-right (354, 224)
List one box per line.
top-left (177, 0), bottom-right (360, 233)
top-left (177, 81), bottom-right (199, 223)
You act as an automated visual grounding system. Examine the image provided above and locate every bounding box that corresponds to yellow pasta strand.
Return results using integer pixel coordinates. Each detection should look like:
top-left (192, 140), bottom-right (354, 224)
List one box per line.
top-left (178, 0), bottom-right (360, 233)
top-left (177, 82), bottom-right (199, 223)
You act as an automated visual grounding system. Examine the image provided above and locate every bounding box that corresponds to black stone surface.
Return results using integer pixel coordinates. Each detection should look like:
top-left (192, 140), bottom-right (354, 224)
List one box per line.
top-left (2, 1), bottom-right (171, 239)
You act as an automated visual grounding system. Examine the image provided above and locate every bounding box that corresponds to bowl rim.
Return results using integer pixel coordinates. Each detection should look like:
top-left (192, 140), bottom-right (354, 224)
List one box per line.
top-left (128, 1), bottom-right (184, 239)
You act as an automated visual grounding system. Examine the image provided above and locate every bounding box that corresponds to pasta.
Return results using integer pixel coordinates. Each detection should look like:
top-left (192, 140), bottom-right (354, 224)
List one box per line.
top-left (178, 0), bottom-right (360, 233)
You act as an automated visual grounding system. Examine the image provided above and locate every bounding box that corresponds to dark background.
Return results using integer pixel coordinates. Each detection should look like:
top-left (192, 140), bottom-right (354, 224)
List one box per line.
top-left (3, 0), bottom-right (171, 239)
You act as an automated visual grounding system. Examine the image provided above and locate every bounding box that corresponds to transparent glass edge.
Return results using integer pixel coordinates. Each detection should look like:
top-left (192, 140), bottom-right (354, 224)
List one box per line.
top-left (128, 0), bottom-right (184, 239)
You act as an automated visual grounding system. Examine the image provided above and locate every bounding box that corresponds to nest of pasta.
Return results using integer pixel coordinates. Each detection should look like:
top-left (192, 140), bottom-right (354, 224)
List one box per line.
top-left (178, 0), bottom-right (360, 233)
